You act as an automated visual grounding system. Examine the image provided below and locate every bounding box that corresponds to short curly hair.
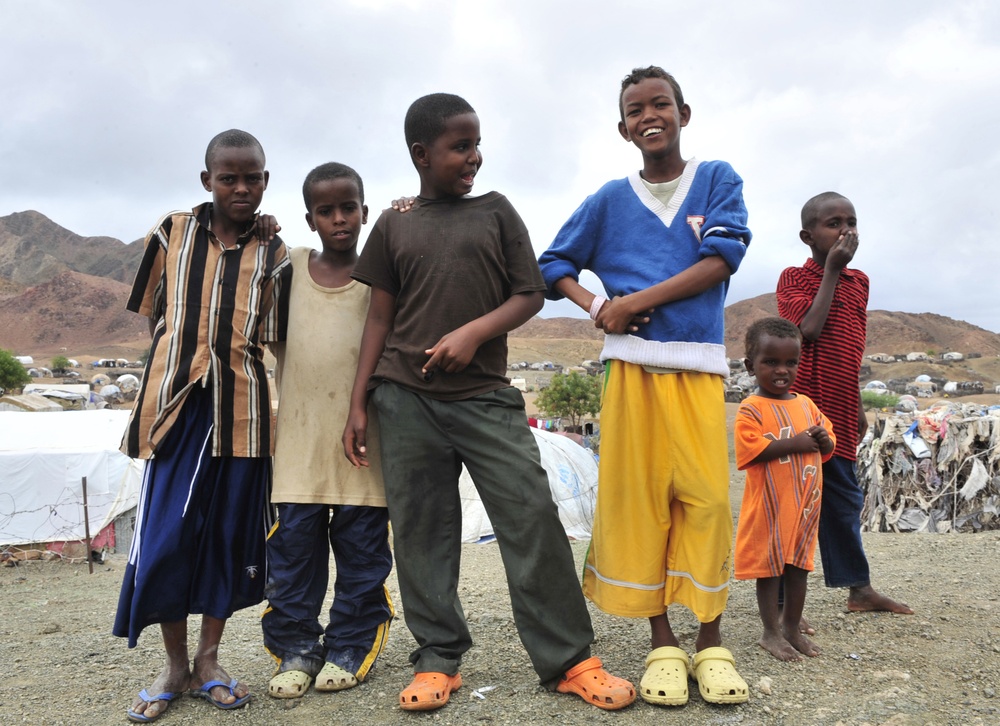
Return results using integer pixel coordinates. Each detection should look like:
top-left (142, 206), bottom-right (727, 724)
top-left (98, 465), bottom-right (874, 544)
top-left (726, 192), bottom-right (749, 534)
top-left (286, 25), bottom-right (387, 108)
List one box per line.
top-left (619, 66), bottom-right (684, 122)
top-left (801, 191), bottom-right (850, 229)
top-left (744, 317), bottom-right (801, 362)
top-left (302, 162), bottom-right (365, 211)
top-left (204, 129), bottom-right (265, 171)
top-left (404, 93), bottom-right (476, 150)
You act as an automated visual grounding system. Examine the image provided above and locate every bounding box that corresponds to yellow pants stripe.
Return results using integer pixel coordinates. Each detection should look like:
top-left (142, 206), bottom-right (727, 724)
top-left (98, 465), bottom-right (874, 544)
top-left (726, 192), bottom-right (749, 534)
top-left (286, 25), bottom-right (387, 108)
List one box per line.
top-left (583, 361), bottom-right (733, 621)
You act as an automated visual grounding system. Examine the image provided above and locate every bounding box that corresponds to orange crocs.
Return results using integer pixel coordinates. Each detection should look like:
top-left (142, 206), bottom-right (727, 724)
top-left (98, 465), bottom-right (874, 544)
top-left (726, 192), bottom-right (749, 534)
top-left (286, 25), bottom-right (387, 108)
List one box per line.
top-left (556, 656), bottom-right (636, 710)
top-left (399, 672), bottom-right (463, 711)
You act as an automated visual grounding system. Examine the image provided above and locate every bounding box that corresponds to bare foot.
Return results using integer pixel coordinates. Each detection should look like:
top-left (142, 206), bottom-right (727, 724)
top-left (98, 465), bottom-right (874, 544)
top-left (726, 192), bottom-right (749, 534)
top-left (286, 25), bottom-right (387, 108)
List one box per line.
top-left (847, 585), bottom-right (914, 614)
top-left (759, 630), bottom-right (801, 662)
top-left (191, 656), bottom-right (249, 706)
top-left (778, 606), bottom-right (816, 634)
top-left (784, 628), bottom-right (821, 657)
top-left (130, 664), bottom-right (190, 720)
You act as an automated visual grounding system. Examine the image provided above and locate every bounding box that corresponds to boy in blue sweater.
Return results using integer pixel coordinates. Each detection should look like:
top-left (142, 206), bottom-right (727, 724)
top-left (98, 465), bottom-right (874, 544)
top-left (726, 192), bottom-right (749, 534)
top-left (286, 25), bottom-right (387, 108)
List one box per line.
top-left (539, 66), bottom-right (750, 707)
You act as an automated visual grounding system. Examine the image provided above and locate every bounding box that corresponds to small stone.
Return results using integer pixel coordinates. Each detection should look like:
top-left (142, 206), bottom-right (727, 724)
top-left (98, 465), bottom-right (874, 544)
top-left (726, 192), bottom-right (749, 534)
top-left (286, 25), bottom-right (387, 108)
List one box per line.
top-left (757, 676), bottom-right (773, 695)
top-left (40, 623), bottom-right (60, 634)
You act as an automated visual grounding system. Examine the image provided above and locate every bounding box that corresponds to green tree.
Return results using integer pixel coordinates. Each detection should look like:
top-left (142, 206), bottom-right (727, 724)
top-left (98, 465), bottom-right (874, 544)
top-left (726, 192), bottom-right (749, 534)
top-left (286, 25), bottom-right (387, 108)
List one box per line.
top-left (51, 355), bottom-right (71, 373)
top-left (0, 349), bottom-right (31, 393)
top-left (861, 390), bottom-right (899, 410)
top-left (535, 371), bottom-right (602, 430)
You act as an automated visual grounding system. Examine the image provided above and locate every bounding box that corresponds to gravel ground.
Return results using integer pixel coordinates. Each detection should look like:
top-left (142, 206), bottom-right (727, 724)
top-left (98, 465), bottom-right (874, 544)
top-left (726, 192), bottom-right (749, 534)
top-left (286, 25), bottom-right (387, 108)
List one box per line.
top-left (2, 526), bottom-right (999, 726)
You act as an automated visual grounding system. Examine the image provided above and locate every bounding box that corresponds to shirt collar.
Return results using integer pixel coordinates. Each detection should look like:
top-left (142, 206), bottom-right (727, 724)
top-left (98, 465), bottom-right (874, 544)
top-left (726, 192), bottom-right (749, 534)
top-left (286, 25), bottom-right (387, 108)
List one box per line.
top-left (803, 256), bottom-right (857, 278)
top-left (193, 202), bottom-right (258, 244)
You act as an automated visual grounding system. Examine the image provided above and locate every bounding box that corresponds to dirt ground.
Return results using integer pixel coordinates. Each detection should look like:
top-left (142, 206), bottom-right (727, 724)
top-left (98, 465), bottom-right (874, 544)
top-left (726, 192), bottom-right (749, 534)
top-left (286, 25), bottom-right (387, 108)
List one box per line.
top-left (2, 483), bottom-right (999, 726)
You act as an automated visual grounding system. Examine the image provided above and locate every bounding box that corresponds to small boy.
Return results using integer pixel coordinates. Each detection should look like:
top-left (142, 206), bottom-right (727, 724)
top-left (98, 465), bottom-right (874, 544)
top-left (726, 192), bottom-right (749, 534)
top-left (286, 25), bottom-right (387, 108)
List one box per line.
top-left (262, 163), bottom-right (393, 699)
top-left (776, 192), bottom-right (913, 620)
top-left (114, 129), bottom-right (289, 722)
top-left (538, 66), bottom-right (750, 707)
top-left (343, 93), bottom-right (635, 712)
top-left (734, 317), bottom-right (835, 662)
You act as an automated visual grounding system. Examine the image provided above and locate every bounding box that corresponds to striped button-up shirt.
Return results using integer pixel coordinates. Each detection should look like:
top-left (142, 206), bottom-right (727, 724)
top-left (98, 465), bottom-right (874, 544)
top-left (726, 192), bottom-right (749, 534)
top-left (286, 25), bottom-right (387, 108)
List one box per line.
top-left (122, 203), bottom-right (290, 459)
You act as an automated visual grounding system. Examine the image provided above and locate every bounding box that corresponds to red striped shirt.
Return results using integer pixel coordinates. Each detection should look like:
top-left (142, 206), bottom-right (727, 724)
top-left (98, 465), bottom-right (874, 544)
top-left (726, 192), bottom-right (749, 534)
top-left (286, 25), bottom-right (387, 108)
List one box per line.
top-left (776, 258), bottom-right (868, 460)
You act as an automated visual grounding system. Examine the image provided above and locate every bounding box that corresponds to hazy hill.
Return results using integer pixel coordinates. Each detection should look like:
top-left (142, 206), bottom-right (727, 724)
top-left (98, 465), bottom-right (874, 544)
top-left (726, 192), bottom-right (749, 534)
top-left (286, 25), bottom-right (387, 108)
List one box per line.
top-left (3, 211), bottom-right (1000, 378)
top-left (512, 294), bottom-right (1000, 369)
top-left (0, 270), bottom-right (148, 355)
top-left (0, 210), bottom-right (143, 287)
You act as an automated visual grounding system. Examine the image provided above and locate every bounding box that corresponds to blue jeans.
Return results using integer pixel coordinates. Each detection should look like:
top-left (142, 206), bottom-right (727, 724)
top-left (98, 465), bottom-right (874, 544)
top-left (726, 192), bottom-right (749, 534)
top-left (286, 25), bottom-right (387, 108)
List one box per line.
top-left (817, 456), bottom-right (871, 588)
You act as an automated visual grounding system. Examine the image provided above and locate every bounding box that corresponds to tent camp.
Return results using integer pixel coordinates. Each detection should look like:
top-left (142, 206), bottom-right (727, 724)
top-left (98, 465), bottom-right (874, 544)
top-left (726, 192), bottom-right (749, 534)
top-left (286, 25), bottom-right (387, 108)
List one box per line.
top-left (459, 427), bottom-right (598, 543)
top-left (1, 411), bottom-right (597, 552)
top-left (0, 410), bottom-right (142, 553)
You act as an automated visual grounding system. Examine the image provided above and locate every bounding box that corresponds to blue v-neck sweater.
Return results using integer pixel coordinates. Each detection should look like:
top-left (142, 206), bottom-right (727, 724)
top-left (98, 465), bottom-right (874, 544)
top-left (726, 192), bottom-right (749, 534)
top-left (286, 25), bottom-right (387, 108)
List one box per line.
top-left (539, 159), bottom-right (750, 376)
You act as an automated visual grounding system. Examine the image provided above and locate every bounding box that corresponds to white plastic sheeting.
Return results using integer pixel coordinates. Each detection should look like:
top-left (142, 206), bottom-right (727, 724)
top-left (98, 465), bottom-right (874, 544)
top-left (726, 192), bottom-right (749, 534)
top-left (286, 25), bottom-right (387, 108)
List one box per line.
top-left (459, 427), bottom-right (598, 543)
top-left (0, 410), bottom-right (142, 546)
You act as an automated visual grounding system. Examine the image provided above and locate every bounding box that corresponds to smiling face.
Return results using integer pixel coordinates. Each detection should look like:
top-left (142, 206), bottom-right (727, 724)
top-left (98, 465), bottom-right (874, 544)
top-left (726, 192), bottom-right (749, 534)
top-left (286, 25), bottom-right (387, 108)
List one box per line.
top-left (200, 146), bottom-right (268, 228)
top-left (618, 77), bottom-right (690, 170)
top-left (305, 177), bottom-right (368, 254)
top-left (414, 112), bottom-right (482, 199)
top-left (745, 333), bottom-right (802, 400)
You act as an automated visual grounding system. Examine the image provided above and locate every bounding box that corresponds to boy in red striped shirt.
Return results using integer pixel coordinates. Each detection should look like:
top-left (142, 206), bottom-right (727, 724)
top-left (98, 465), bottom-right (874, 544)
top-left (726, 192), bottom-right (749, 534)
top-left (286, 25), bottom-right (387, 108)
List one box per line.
top-left (776, 192), bottom-right (912, 623)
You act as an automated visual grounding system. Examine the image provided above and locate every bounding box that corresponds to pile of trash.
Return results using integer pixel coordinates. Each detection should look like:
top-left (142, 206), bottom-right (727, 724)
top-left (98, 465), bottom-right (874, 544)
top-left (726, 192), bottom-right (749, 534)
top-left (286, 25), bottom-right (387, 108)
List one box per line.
top-left (857, 402), bottom-right (1000, 533)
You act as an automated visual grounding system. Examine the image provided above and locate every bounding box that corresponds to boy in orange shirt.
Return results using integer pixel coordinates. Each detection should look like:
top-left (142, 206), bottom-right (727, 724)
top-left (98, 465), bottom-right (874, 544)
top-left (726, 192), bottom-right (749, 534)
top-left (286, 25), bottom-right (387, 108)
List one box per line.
top-left (734, 317), bottom-right (835, 661)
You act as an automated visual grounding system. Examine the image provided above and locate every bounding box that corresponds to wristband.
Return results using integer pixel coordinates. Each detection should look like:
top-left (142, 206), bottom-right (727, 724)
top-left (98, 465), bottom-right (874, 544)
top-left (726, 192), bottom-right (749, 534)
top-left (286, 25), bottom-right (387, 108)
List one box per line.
top-left (589, 295), bottom-right (607, 321)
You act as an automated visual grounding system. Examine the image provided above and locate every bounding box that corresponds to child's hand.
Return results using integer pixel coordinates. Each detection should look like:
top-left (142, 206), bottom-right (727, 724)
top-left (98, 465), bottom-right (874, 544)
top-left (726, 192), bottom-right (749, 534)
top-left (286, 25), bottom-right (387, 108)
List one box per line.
top-left (827, 229), bottom-right (858, 271)
top-left (254, 214), bottom-right (281, 243)
top-left (390, 196), bottom-right (418, 214)
top-left (342, 410), bottom-right (370, 468)
top-left (791, 429), bottom-right (822, 453)
top-left (423, 328), bottom-right (479, 376)
top-left (594, 296), bottom-right (651, 335)
top-left (808, 425), bottom-right (834, 453)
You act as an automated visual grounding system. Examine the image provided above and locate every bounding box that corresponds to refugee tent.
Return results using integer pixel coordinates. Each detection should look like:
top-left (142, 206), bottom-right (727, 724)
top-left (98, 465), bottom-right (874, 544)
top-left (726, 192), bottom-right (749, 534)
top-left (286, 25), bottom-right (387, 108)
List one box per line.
top-left (116, 374), bottom-right (140, 393)
top-left (0, 410), bottom-right (142, 550)
top-left (857, 402), bottom-right (1000, 533)
top-left (459, 427), bottom-right (598, 543)
top-left (99, 384), bottom-right (123, 402)
top-left (0, 393), bottom-right (63, 413)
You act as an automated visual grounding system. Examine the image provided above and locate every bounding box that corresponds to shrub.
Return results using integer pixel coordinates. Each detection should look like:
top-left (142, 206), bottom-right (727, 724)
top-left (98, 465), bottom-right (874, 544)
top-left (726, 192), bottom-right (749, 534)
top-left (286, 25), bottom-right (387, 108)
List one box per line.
top-left (861, 390), bottom-right (899, 410)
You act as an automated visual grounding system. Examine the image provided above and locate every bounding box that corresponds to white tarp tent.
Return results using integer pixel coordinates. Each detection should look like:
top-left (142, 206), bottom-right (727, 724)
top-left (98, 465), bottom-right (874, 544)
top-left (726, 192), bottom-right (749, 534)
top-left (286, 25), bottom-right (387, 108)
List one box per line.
top-left (0, 410), bottom-right (142, 546)
top-left (459, 427), bottom-right (598, 542)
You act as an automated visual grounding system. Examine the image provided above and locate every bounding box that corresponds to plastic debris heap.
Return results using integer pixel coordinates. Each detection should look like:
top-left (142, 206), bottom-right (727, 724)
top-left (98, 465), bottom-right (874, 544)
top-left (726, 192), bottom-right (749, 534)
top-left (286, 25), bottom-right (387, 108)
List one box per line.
top-left (857, 402), bottom-right (1000, 533)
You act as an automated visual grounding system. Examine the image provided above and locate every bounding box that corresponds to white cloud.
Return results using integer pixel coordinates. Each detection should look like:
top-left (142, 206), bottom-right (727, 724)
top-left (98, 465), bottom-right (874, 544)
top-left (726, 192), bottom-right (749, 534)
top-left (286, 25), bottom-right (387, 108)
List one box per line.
top-left (2, 0), bottom-right (999, 331)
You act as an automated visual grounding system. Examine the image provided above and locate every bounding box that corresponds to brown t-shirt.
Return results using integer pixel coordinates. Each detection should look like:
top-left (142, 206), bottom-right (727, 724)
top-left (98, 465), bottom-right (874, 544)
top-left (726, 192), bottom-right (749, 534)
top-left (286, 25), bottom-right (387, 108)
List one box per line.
top-left (353, 192), bottom-right (545, 400)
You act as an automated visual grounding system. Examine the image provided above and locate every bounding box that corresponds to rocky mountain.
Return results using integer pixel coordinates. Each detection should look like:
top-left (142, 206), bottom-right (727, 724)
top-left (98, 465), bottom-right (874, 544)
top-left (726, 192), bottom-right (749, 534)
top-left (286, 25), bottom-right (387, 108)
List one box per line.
top-left (3, 211), bottom-right (1000, 369)
top-left (0, 210), bottom-right (143, 288)
top-left (514, 294), bottom-right (1000, 363)
top-left (0, 270), bottom-right (148, 354)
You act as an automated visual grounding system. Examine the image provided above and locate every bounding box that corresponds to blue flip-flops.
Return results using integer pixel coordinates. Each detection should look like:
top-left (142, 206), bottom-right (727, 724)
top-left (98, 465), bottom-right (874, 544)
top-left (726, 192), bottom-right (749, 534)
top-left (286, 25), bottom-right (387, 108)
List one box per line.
top-left (127, 689), bottom-right (178, 722)
top-left (190, 678), bottom-right (251, 710)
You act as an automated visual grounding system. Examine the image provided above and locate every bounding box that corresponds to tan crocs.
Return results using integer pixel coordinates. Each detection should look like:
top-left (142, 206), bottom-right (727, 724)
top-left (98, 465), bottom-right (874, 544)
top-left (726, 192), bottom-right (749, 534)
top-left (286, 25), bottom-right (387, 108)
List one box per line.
top-left (639, 646), bottom-right (689, 706)
top-left (268, 669), bottom-right (312, 699)
top-left (315, 662), bottom-right (359, 692)
top-left (690, 647), bottom-right (749, 704)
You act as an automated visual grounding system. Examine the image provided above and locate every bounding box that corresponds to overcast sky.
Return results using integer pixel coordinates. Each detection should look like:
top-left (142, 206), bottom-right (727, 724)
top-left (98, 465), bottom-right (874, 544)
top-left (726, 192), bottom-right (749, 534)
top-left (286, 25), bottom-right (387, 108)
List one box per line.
top-left (3, 1), bottom-right (999, 330)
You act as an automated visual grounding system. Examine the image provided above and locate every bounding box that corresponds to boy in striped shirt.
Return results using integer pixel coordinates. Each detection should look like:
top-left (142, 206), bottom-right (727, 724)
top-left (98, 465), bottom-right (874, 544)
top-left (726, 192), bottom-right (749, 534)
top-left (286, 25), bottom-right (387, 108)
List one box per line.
top-left (776, 192), bottom-right (912, 626)
top-left (115, 129), bottom-right (289, 722)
